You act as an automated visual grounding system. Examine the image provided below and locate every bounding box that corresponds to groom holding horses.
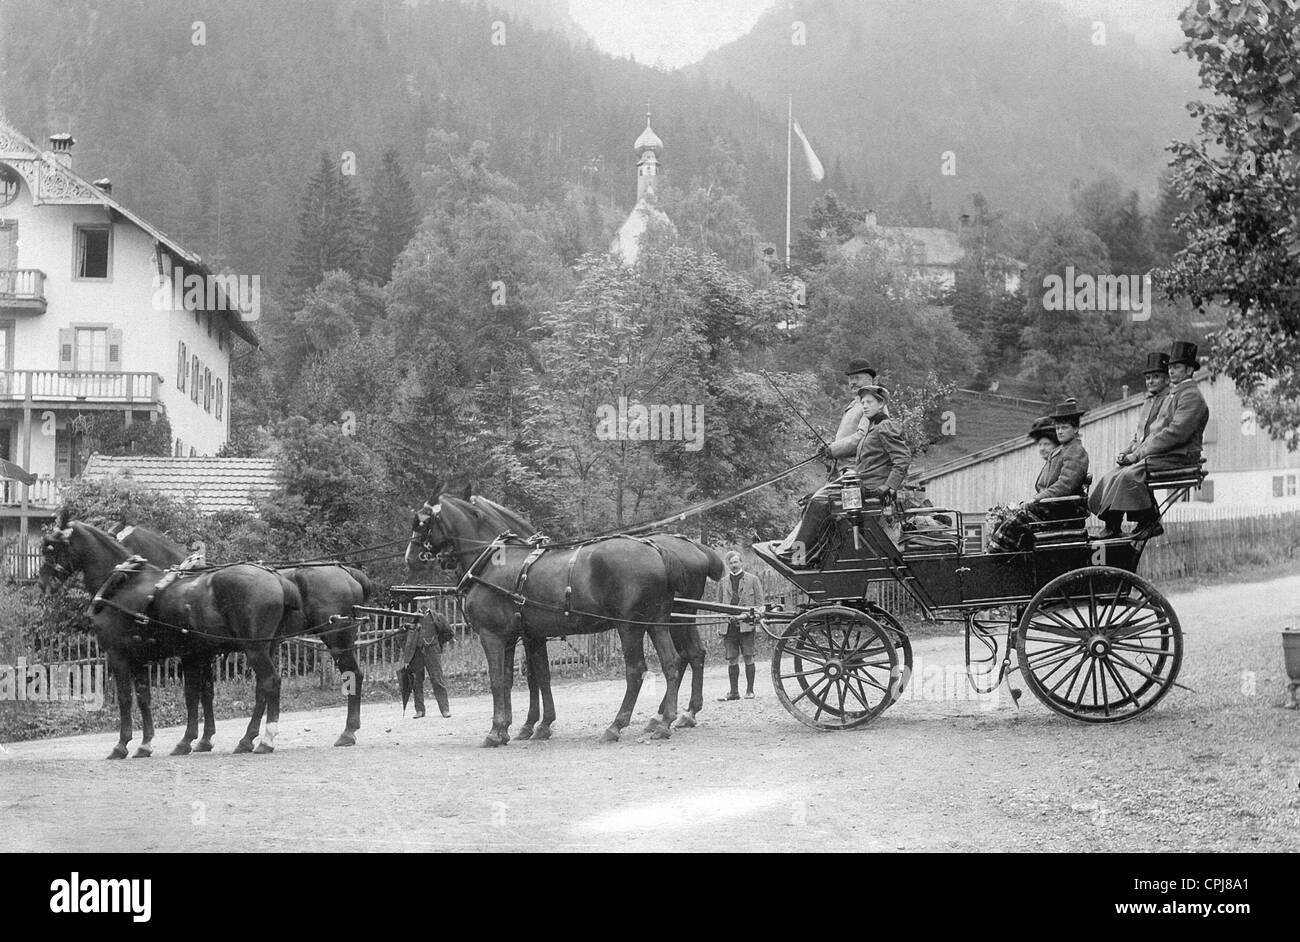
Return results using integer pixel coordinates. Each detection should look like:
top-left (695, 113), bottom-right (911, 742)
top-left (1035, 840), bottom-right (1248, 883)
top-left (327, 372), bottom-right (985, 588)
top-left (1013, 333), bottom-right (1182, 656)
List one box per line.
top-left (402, 600), bottom-right (455, 718)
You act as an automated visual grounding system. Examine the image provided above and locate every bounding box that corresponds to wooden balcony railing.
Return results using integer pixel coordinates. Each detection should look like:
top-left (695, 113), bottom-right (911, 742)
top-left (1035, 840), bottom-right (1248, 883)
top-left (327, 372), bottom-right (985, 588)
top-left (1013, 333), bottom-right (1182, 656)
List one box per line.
top-left (0, 269), bottom-right (47, 312)
top-left (0, 475), bottom-right (67, 507)
top-left (0, 370), bottom-right (160, 405)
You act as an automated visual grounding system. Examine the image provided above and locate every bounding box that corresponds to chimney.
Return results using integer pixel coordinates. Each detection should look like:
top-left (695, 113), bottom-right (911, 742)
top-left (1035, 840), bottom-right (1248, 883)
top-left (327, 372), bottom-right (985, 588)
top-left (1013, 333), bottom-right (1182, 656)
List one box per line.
top-left (863, 210), bottom-right (878, 229)
top-left (92, 178), bottom-right (112, 194)
top-left (958, 212), bottom-right (971, 235)
top-left (48, 133), bottom-right (75, 168)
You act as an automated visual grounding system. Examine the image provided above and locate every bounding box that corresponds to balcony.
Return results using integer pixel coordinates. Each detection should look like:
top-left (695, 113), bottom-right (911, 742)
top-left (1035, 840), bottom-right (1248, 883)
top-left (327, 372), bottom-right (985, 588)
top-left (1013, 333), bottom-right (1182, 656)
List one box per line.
top-left (0, 370), bottom-right (161, 408)
top-left (0, 269), bottom-right (47, 314)
top-left (0, 475), bottom-right (67, 509)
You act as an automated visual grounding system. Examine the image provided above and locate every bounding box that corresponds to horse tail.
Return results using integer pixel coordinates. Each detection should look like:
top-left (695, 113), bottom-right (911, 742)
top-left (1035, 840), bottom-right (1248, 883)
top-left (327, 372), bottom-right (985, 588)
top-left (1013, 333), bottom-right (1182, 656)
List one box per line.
top-left (698, 543), bottom-right (724, 581)
top-left (342, 565), bottom-right (374, 602)
top-left (276, 570), bottom-right (306, 636)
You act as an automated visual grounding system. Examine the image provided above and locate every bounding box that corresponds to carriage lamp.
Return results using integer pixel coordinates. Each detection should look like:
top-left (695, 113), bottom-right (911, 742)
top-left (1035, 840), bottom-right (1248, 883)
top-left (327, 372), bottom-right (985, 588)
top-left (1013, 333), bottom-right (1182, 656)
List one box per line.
top-left (1283, 625), bottom-right (1300, 709)
top-left (839, 469), bottom-right (864, 513)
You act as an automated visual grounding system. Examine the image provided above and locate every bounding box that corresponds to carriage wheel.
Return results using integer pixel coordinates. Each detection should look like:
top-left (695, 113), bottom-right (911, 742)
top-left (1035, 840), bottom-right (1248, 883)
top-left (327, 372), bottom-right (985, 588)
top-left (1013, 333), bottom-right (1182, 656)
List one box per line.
top-left (867, 603), bottom-right (913, 697)
top-left (772, 605), bottom-right (900, 731)
top-left (1015, 566), bottom-right (1182, 723)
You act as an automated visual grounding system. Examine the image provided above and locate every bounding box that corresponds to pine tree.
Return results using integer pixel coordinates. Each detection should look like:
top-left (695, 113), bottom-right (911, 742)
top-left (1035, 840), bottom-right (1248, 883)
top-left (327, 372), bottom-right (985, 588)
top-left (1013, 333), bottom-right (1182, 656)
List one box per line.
top-left (287, 152), bottom-right (370, 307)
top-left (367, 149), bottom-right (419, 284)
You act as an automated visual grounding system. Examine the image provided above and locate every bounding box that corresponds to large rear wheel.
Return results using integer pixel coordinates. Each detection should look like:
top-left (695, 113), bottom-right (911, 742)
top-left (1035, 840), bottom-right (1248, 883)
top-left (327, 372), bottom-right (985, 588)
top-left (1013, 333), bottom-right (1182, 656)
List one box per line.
top-left (771, 605), bottom-right (900, 731)
top-left (1015, 566), bottom-right (1182, 723)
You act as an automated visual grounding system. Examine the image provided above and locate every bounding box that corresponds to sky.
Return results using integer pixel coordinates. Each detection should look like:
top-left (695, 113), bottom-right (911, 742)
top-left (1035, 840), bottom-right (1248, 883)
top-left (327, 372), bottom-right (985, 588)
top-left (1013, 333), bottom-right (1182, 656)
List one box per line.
top-left (565, 0), bottom-right (1191, 69)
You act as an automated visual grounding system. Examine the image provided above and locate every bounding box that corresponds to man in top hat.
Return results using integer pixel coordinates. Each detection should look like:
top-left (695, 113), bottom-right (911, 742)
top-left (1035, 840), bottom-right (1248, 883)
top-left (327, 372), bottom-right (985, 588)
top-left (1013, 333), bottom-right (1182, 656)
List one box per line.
top-left (826, 358), bottom-right (879, 473)
top-left (1089, 342), bottom-right (1209, 539)
top-left (780, 383), bottom-right (910, 566)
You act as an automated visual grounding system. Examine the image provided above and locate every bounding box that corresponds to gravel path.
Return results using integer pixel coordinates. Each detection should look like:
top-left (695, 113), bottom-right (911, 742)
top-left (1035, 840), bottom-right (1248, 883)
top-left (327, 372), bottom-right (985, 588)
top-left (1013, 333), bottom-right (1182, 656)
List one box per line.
top-left (3, 572), bottom-right (1298, 852)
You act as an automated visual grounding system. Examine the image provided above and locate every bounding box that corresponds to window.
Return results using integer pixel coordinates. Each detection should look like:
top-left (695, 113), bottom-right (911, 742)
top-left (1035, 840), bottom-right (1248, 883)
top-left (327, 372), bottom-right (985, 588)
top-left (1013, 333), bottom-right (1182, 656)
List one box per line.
top-left (74, 225), bottom-right (111, 279)
top-left (191, 355), bottom-right (200, 403)
top-left (177, 342), bottom-right (187, 391)
top-left (215, 378), bottom-right (223, 421)
top-left (0, 164), bottom-right (19, 208)
top-left (74, 328), bottom-right (107, 371)
top-left (203, 367), bottom-right (212, 412)
top-left (1274, 474), bottom-right (1298, 498)
top-left (174, 438), bottom-right (183, 457)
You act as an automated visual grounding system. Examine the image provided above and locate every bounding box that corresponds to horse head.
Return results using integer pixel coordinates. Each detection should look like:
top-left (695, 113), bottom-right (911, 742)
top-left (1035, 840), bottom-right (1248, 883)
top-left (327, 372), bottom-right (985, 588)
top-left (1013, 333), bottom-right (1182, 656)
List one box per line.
top-left (38, 521), bottom-right (76, 593)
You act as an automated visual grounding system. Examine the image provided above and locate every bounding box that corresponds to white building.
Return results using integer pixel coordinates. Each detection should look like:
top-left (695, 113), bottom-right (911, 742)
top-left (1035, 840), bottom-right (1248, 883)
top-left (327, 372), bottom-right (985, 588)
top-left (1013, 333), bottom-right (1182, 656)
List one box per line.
top-left (911, 373), bottom-right (1300, 531)
top-left (610, 114), bottom-right (675, 265)
top-left (0, 118), bottom-right (257, 543)
top-left (841, 212), bottom-right (1025, 294)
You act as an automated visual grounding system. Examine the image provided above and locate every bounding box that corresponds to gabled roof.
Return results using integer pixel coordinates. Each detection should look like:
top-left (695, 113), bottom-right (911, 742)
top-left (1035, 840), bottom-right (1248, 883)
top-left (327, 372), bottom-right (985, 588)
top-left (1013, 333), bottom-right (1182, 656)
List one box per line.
top-left (80, 455), bottom-right (280, 516)
top-left (0, 116), bottom-right (258, 346)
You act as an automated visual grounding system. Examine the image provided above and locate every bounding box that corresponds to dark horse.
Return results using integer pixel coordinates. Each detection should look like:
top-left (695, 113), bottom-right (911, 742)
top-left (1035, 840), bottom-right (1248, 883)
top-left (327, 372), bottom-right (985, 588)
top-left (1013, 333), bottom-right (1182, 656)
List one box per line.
top-left (406, 492), bottom-right (720, 746)
top-left (40, 521), bottom-right (303, 758)
top-left (463, 494), bottom-right (715, 734)
top-left (97, 519), bottom-right (373, 750)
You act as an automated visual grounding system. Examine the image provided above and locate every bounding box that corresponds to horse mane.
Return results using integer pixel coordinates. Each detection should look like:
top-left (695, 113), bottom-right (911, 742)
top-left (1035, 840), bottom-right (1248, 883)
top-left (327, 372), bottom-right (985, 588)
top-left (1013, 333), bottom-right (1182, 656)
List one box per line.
top-left (469, 495), bottom-right (539, 538)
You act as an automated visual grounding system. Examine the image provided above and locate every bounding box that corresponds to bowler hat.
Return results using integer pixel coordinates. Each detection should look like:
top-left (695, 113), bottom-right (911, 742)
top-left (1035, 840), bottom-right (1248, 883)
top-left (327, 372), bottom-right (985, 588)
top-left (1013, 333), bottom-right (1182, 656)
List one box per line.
top-left (855, 384), bottom-right (889, 404)
top-left (1027, 415), bottom-right (1059, 444)
top-left (845, 358), bottom-right (877, 379)
top-left (1142, 351), bottom-right (1170, 375)
top-left (1169, 340), bottom-right (1199, 368)
top-left (1050, 398), bottom-right (1085, 422)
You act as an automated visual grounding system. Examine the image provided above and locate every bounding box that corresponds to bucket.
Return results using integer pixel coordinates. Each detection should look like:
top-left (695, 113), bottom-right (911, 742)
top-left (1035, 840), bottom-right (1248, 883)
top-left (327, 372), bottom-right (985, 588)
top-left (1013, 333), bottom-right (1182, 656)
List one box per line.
top-left (1283, 627), bottom-right (1300, 682)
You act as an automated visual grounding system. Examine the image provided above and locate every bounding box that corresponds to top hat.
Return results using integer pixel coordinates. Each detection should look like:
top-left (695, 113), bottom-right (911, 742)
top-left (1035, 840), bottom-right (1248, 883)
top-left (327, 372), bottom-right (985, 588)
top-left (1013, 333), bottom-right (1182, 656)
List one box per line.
top-left (845, 358), bottom-right (877, 379)
top-left (1049, 398), bottom-right (1085, 422)
top-left (1169, 340), bottom-right (1199, 368)
top-left (1142, 351), bottom-right (1170, 375)
top-left (855, 384), bottom-right (890, 404)
top-left (1027, 415), bottom-right (1059, 443)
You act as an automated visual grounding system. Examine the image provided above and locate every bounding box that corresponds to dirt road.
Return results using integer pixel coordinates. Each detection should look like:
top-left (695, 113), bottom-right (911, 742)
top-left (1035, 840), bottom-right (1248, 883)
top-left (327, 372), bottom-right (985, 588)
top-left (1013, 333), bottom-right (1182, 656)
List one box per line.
top-left (3, 573), bottom-right (1298, 852)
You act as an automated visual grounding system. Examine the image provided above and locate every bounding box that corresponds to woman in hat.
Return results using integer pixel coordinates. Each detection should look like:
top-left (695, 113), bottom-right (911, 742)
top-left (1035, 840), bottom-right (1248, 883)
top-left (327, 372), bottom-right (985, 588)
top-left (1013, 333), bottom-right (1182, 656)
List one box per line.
top-left (779, 384), bottom-right (910, 566)
top-left (1088, 341), bottom-right (1209, 540)
top-left (988, 403), bottom-right (1090, 552)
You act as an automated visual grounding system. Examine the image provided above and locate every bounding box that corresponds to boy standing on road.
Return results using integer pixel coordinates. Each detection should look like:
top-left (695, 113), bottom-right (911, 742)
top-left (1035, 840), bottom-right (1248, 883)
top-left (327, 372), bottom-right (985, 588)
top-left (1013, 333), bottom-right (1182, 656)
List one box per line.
top-left (710, 552), bottom-right (765, 700)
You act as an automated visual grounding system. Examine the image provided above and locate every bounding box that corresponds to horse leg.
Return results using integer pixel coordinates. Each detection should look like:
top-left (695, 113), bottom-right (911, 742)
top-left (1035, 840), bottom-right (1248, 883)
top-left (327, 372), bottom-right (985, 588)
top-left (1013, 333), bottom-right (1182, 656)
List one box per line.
top-left (235, 647), bottom-right (270, 753)
top-left (132, 663), bottom-right (155, 758)
top-left (526, 636), bottom-right (556, 740)
top-left (195, 657), bottom-right (216, 751)
top-left (517, 636), bottom-right (541, 740)
top-left (106, 649), bottom-right (134, 760)
top-left (644, 625), bottom-right (682, 740)
top-left (479, 630), bottom-right (512, 747)
top-left (251, 646), bottom-right (281, 754)
top-left (604, 627), bottom-right (646, 742)
top-left (671, 626), bottom-right (705, 729)
top-left (331, 640), bottom-right (363, 747)
top-left (172, 655), bottom-right (202, 755)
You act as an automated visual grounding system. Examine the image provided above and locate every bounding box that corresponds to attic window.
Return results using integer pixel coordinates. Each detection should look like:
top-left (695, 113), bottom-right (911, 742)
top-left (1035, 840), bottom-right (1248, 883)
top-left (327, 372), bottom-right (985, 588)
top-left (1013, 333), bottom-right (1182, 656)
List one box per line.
top-left (0, 165), bottom-right (19, 208)
top-left (74, 225), bottom-right (111, 279)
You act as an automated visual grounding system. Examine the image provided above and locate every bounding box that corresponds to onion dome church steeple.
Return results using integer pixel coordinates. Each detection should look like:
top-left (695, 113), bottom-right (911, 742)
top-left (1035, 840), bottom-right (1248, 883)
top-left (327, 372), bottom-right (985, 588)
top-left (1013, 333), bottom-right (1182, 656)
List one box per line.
top-left (610, 110), bottom-right (674, 265)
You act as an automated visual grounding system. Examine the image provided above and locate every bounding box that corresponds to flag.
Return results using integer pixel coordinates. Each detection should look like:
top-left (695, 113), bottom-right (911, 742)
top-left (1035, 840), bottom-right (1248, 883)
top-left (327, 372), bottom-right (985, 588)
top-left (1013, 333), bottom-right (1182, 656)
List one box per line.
top-left (0, 457), bottom-right (35, 486)
top-left (792, 120), bottom-right (825, 182)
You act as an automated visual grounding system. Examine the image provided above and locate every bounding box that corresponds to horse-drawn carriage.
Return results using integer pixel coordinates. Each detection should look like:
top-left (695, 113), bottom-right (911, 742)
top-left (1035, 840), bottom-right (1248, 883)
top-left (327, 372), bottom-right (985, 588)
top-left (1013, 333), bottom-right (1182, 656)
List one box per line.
top-left (686, 461), bottom-right (1205, 730)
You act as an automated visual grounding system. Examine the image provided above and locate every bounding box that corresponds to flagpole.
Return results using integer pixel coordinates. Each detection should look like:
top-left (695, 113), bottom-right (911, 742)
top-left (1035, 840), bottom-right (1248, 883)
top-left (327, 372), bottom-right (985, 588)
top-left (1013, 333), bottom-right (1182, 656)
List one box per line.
top-left (785, 93), bottom-right (792, 269)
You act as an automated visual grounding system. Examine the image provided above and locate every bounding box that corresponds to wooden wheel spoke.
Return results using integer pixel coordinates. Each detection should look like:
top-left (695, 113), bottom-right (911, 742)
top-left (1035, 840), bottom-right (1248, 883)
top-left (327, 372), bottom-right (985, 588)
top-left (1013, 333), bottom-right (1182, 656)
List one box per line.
top-left (844, 678), bottom-right (873, 711)
top-left (1031, 604), bottom-right (1086, 635)
top-left (1109, 640), bottom-right (1171, 657)
top-left (1113, 620), bottom-right (1172, 643)
top-left (1100, 656), bottom-right (1138, 706)
top-left (1106, 600), bottom-right (1160, 633)
top-left (788, 647), bottom-right (831, 667)
top-left (779, 666), bottom-right (826, 681)
top-left (1023, 643), bottom-right (1086, 674)
top-left (1107, 651), bottom-right (1171, 688)
top-left (1049, 655), bottom-right (1087, 699)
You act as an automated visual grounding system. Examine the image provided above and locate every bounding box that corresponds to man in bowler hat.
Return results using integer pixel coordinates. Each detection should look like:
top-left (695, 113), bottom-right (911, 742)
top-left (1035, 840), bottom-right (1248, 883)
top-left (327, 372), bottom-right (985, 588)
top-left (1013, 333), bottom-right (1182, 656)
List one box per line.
top-left (402, 600), bottom-right (454, 718)
top-left (1089, 342), bottom-right (1209, 539)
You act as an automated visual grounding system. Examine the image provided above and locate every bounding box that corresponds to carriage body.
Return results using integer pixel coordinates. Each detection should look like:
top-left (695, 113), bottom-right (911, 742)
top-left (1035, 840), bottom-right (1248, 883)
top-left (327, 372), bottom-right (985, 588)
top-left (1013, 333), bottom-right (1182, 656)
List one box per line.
top-left (750, 469), bottom-right (1199, 731)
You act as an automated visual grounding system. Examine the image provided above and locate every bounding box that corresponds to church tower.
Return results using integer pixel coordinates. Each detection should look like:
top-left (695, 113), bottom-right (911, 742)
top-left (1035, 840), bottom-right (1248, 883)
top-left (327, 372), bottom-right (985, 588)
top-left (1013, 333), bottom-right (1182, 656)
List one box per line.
top-left (633, 112), bottom-right (663, 202)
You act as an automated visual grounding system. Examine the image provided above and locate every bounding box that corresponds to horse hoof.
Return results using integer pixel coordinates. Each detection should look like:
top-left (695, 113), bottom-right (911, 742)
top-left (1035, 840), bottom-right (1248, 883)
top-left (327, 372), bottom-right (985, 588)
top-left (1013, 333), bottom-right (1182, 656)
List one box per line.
top-left (333, 732), bottom-right (356, 747)
top-left (253, 742), bottom-right (275, 755)
top-left (171, 742), bottom-right (192, 756)
top-left (132, 746), bottom-right (153, 758)
top-left (600, 728), bottom-right (621, 743)
top-left (233, 739), bottom-right (254, 754)
top-left (651, 727), bottom-right (671, 741)
top-left (642, 719), bottom-right (661, 734)
top-left (107, 744), bottom-right (129, 760)
top-left (533, 726), bottom-right (553, 741)
top-left (517, 726), bottom-right (535, 741)
top-left (481, 734), bottom-right (509, 748)
top-left (194, 740), bottom-right (214, 753)
top-left (672, 713), bottom-right (697, 729)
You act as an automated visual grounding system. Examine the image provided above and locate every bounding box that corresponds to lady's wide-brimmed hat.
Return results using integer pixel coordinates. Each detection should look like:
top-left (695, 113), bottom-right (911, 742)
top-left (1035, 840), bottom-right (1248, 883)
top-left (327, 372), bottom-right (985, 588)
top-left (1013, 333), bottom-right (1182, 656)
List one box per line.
top-left (1169, 340), bottom-right (1200, 368)
top-left (855, 384), bottom-right (889, 404)
top-left (1142, 351), bottom-right (1170, 375)
top-left (1050, 398), bottom-right (1085, 422)
top-left (1028, 415), bottom-right (1059, 443)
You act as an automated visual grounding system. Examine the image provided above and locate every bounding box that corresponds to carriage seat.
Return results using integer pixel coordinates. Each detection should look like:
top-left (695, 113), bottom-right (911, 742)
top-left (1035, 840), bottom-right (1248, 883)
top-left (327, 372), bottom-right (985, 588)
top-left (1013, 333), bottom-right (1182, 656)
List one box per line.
top-left (1145, 458), bottom-right (1207, 490)
top-left (899, 508), bottom-right (962, 554)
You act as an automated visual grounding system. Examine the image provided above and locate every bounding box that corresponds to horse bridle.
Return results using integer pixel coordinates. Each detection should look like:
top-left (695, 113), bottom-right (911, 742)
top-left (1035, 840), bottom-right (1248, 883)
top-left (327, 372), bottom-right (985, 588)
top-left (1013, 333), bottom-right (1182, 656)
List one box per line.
top-left (413, 503), bottom-right (459, 572)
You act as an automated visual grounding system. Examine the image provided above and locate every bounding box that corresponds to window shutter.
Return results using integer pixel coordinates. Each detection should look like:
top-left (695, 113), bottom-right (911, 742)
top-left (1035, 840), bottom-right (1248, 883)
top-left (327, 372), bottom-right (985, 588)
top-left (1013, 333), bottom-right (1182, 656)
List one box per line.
top-left (106, 328), bottom-right (123, 372)
top-left (203, 367), bottom-right (212, 412)
top-left (177, 342), bottom-right (186, 390)
top-left (191, 355), bottom-right (200, 402)
top-left (215, 378), bottom-right (223, 420)
top-left (58, 328), bottom-right (74, 370)
top-left (1275, 476), bottom-right (1284, 498)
